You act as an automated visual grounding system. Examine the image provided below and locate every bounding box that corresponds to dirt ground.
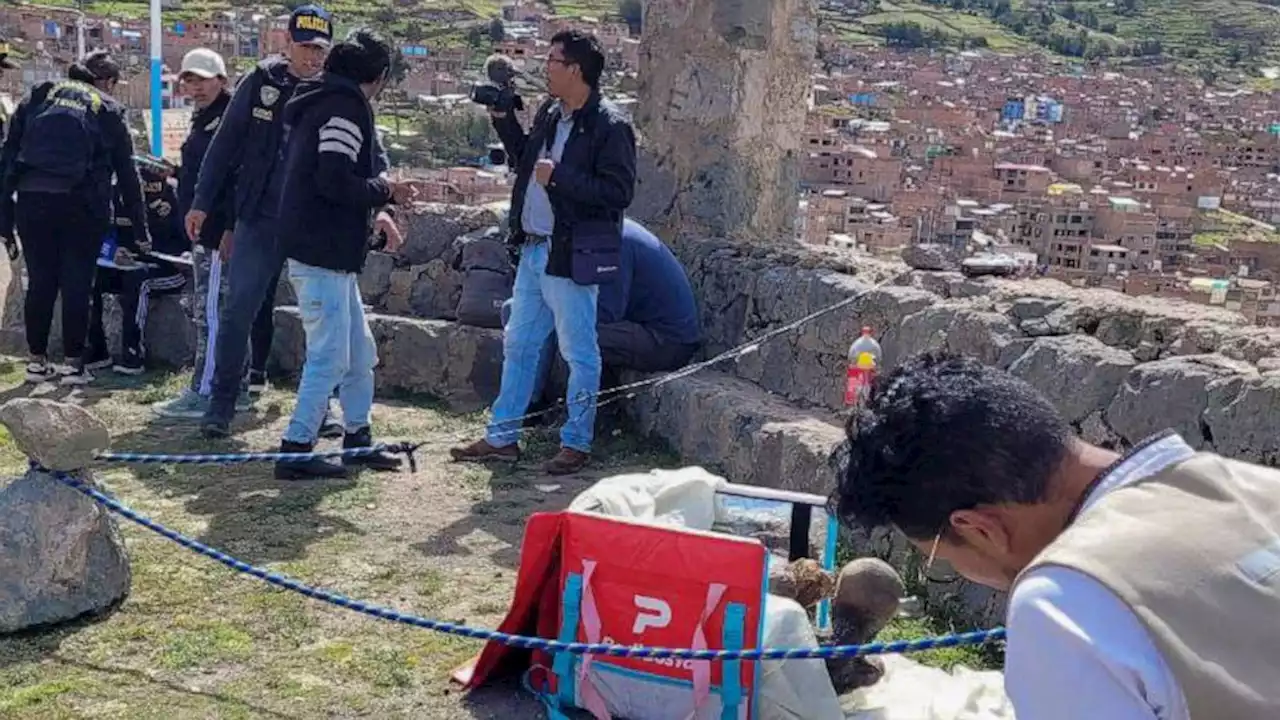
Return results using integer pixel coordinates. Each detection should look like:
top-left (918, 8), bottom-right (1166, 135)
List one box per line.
top-left (0, 360), bottom-right (991, 720)
top-left (0, 360), bottom-right (684, 719)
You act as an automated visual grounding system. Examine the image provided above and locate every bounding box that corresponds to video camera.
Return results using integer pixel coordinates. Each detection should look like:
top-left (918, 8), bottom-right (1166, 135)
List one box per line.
top-left (470, 54), bottom-right (526, 113)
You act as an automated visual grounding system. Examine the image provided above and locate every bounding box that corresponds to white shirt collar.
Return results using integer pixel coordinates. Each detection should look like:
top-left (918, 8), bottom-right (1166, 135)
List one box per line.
top-left (1079, 432), bottom-right (1197, 515)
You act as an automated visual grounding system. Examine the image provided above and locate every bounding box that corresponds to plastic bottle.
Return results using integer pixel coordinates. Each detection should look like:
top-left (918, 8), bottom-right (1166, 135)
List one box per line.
top-left (844, 327), bottom-right (882, 407)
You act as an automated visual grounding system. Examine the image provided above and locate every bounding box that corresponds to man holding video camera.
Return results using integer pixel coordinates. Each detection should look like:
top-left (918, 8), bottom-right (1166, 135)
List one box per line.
top-left (450, 30), bottom-right (636, 476)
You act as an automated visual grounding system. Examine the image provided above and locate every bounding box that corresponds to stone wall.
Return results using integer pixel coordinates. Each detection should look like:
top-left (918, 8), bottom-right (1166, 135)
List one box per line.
top-left (632, 0), bottom-right (817, 242)
top-left (671, 235), bottom-right (1280, 463)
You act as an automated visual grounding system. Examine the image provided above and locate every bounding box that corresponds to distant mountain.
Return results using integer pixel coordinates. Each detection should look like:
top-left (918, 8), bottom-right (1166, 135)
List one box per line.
top-left (823, 0), bottom-right (1280, 74)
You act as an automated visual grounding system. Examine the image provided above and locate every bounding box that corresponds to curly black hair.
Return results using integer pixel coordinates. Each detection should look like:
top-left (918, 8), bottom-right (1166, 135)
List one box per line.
top-left (831, 351), bottom-right (1073, 540)
top-left (324, 29), bottom-right (393, 85)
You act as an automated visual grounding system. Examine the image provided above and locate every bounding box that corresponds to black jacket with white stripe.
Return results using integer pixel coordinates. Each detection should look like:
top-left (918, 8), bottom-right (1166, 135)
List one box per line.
top-left (277, 73), bottom-right (391, 274)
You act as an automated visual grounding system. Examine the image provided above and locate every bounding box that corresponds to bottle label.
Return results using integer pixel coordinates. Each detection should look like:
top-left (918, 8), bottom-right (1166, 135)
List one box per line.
top-left (845, 365), bottom-right (875, 406)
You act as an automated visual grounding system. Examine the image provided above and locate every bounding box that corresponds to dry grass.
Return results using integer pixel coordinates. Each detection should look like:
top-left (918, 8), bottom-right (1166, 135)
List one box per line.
top-left (0, 360), bottom-right (674, 719)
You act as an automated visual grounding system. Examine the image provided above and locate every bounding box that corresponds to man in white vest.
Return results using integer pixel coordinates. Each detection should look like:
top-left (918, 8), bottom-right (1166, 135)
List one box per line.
top-left (833, 351), bottom-right (1279, 720)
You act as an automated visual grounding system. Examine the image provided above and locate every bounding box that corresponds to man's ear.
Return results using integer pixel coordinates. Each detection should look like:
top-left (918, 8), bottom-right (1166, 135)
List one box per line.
top-left (949, 507), bottom-right (1012, 555)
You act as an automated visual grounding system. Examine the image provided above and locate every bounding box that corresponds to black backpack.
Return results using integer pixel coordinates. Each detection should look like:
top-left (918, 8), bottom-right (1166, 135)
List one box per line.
top-left (16, 80), bottom-right (104, 185)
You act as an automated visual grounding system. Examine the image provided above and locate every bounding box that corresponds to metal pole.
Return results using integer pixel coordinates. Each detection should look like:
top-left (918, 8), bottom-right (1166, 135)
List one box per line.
top-left (75, 3), bottom-right (85, 58)
top-left (149, 0), bottom-right (161, 156)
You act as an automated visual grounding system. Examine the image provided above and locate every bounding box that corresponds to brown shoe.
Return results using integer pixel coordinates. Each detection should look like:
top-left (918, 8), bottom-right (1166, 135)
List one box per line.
top-left (449, 438), bottom-right (519, 463)
top-left (541, 447), bottom-right (589, 476)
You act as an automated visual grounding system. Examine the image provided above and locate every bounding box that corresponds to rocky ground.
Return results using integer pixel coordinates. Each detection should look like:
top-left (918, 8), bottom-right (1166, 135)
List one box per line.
top-left (0, 359), bottom-right (988, 719)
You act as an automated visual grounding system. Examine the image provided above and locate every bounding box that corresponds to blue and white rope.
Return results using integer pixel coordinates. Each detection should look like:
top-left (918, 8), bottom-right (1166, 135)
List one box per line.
top-left (50, 468), bottom-right (1007, 660)
top-left (95, 442), bottom-right (423, 472)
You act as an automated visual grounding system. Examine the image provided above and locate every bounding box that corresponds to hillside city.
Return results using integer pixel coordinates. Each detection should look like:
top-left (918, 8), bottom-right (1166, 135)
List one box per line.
top-left (2, 0), bottom-right (1279, 325)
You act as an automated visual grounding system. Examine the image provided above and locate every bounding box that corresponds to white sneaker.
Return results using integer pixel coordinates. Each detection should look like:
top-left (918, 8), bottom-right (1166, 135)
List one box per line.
top-left (24, 361), bottom-right (57, 384)
top-left (59, 366), bottom-right (94, 386)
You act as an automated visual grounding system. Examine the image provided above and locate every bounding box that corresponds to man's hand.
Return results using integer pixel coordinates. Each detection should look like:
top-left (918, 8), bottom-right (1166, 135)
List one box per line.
top-left (185, 209), bottom-right (206, 242)
top-left (113, 246), bottom-right (135, 266)
top-left (534, 159), bottom-right (555, 186)
top-left (219, 229), bottom-right (234, 261)
top-left (374, 210), bottom-right (404, 254)
top-left (137, 239), bottom-right (153, 254)
top-left (389, 180), bottom-right (420, 205)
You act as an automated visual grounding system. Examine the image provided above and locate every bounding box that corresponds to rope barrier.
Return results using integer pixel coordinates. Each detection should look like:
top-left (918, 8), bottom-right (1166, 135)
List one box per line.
top-left (49, 468), bottom-right (1007, 660)
top-left (87, 279), bottom-right (889, 466)
top-left (95, 442), bottom-right (425, 472)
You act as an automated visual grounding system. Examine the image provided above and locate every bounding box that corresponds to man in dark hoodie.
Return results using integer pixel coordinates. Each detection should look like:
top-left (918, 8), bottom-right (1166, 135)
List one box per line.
top-left (0, 49), bottom-right (151, 386)
top-left (272, 29), bottom-right (417, 480)
top-left (185, 4), bottom-right (332, 439)
top-left (152, 47), bottom-right (244, 419)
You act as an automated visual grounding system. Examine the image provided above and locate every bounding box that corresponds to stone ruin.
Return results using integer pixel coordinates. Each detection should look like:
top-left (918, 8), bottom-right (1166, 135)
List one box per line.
top-left (4, 0), bottom-right (1280, 631)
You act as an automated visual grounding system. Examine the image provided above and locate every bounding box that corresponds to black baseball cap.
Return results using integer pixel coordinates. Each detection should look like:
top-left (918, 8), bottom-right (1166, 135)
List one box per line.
top-left (289, 4), bottom-right (334, 47)
top-left (0, 36), bottom-right (18, 70)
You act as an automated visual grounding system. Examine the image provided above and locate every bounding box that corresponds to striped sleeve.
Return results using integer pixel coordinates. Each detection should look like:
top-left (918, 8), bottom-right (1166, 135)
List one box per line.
top-left (318, 115), bottom-right (363, 162)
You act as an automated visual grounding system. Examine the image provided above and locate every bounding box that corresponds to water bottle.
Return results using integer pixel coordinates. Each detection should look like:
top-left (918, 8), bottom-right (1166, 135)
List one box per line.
top-left (844, 327), bottom-right (882, 407)
top-left (99, 227), bottom-right (119, 264)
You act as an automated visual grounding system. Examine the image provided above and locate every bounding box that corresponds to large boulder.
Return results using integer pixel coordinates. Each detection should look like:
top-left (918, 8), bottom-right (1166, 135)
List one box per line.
top-left (0, 400), bottom-right (130, 634)
top-left (901, 244), bottom-right (959, 272)
top-left (1008, 335), bottom-right (1137, 425)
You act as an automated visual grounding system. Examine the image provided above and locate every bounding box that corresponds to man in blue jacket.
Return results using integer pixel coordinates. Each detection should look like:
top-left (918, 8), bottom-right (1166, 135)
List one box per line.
top-left (184, 4), bottom-right (333, 439)
top-left (271, 29), bottom-right (417, 480)
top-left (450, 30), bottom-right (637, 476)
top-left (500, 219), bottom-right (702, 411)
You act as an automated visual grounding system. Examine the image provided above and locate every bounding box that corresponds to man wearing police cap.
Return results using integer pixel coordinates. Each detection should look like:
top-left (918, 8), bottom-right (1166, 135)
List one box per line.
top-left (0, 49), bottom-right (151, 386)
top-left (185, 3), bottom-right (337, 438)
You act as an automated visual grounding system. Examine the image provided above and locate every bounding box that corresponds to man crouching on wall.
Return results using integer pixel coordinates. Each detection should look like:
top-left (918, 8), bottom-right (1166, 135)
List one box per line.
top-left (271, 29), bottom-right (418, 480)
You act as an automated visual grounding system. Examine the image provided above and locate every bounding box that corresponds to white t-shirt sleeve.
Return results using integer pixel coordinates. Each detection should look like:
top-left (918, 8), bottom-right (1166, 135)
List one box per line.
top-left (1005, 567), bottom-right (1189, 720)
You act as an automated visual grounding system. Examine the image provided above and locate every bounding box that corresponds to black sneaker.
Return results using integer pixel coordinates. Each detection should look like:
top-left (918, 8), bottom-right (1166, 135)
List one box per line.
top-left (84, 347), bottom-right (113, 371)
top-left (342, 426), bottom-right (403, 471)
top-left (59, 365), bottom-right (94, 386)
top-left (247, 370), bottom-right (268, 395)
top-left (275, 440), bottom-right (348, 480)
top-left (319, 412), bottom-right (344, 439)
top-left (200, 419), bottom-right (230, 439)
top-left (113, 348), bottom-right (145, 376)
top-left (24, 360), bottom-right (57, 384)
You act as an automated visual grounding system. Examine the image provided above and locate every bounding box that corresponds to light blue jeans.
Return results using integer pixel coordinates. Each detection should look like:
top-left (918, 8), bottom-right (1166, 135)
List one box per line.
top-left (283, 260), bottom-right (377, 444)
top-left (486, 240), bottom-right (600, 452)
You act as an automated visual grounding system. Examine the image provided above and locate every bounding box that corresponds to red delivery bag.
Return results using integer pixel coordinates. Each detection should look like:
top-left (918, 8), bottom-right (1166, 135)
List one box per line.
top-left (541, 512), bottom-right (768, 720)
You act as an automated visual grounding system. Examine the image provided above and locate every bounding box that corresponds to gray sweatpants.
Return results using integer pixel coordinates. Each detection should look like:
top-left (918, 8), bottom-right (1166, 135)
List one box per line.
top-left (189, 245), bottom-right (230, 396)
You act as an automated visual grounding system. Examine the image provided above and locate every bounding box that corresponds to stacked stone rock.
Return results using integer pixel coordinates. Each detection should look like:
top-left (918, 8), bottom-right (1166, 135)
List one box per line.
top-left (0, 399), bottom-right (131, 634)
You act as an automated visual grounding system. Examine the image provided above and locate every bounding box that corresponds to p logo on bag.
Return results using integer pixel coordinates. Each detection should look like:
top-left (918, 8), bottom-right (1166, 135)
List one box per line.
top-left (632, 595), bottom-right (671, 634)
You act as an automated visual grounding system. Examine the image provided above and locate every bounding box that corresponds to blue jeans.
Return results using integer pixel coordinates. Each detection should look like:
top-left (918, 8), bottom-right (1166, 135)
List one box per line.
top-left (282, 260), bottom-right (377, 444)
top-left (205, 214), bottom-right (282, 422)
top-left (485, 241), bottom-right (600, 452)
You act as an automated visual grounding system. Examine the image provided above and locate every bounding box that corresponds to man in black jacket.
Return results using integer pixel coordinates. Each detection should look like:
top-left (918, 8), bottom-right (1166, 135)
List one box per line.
top-left (0, 49), bottom-right (151, 386)
top-left (272, 29), bottom-right (417, 480)
top-left (185, 4), bottom-right (332, 438)
top-left (153, 47), bottom-right (247, 419)
top-left (450, 30), bottom-right (637, 475)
